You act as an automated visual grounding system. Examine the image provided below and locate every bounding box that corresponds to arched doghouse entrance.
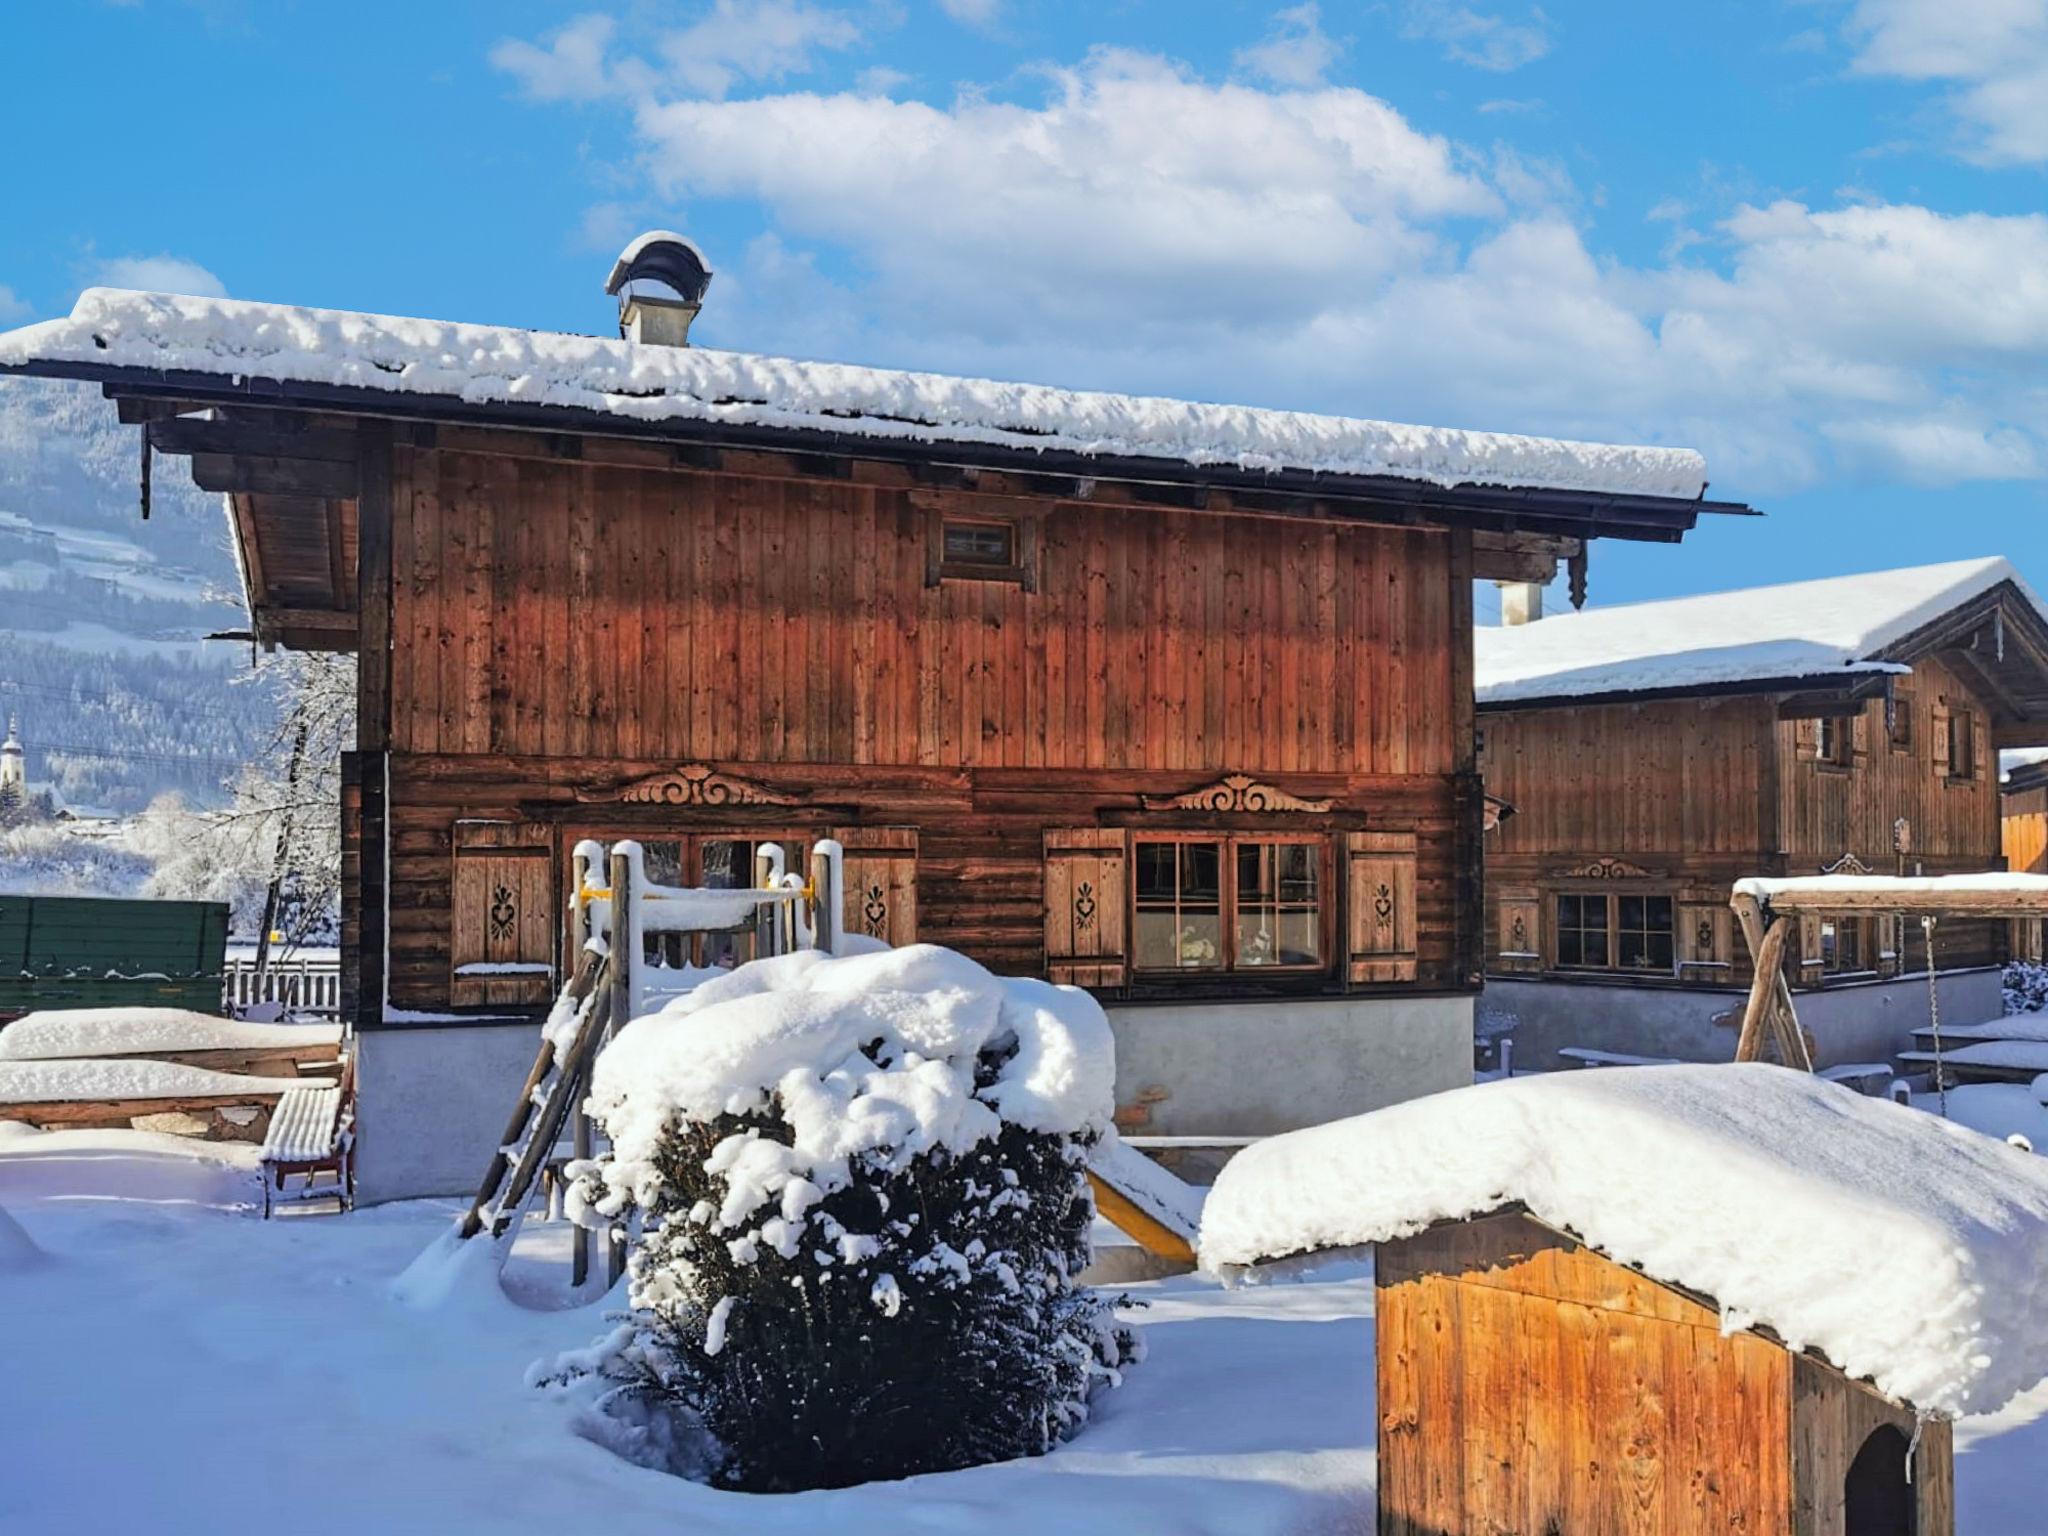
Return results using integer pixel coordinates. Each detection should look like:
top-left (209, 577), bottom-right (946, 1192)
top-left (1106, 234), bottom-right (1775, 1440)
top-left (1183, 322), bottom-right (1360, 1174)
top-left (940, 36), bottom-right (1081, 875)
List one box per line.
top-left (1845, 1423), bottom-right (1914, 1536)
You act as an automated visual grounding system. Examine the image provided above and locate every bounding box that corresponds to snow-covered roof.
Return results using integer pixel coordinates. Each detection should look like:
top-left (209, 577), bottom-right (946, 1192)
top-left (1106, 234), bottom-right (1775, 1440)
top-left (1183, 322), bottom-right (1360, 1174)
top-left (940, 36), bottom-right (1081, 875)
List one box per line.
top-left (0, 1007), bottom-right (341, 1062)
top-left (1477, 557), bottom-right (2043, 707)
top-left (1198, 1064), bottom-right (2048, 1417)
top-left (0, 288), bottom-right (1711, 501)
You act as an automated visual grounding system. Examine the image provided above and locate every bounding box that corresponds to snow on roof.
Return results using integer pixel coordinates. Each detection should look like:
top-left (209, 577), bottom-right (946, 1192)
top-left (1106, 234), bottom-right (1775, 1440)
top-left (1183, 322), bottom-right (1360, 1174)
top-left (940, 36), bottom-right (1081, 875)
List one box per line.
top-left (0, 1007), bottom-right (341, 1062)
top-left (1197, 1064), bottom-right (2048, 1417)
top-left (0, 288), bottom-right (1710, 501)
top-left (1477, 557), bottom-right (2041, 706)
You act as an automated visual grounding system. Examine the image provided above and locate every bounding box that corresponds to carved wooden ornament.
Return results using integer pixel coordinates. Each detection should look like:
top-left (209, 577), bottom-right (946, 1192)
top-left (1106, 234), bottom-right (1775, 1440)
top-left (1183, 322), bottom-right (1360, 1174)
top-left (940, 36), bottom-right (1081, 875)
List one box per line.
top-left (1140, 774), bottom-right (1334, 814)
top-left (1557, 856), bottom-right (1656, 880)
top-left (575, 762), bottom-right (803, 807)
top-left (1821, 851), bottom-right (1877, 876)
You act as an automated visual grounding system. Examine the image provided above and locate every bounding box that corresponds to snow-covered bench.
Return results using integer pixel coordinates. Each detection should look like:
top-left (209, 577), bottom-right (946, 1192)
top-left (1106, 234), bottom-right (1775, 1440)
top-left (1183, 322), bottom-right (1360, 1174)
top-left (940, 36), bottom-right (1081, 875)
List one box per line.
top-left (260, 1055), bottom-right (354, 1217)
top-left (1555, 1046), bottom-right (1682, 1069)
top-left (1900, 1038), bottom-right (2048, 1085)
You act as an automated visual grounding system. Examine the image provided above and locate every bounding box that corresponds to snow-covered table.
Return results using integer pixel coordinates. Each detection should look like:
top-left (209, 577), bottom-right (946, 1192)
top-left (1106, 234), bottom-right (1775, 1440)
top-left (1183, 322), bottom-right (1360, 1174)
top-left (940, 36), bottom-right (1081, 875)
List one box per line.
top-left (0, 1057), bottom-right (334, 1137)
top-left (0, 1007), bottom-right (341, 1077)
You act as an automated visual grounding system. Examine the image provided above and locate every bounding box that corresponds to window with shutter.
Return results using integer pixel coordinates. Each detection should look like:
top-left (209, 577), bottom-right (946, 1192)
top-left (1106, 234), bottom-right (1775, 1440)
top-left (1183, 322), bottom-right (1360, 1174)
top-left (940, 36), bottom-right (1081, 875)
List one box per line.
top-left (1496, 888), bottom-right (1541, 974)
top-left (1344, 831), bottom-right (1418, 984)
top-left (451, 822), bottom-right (556, 1007)
top-left (1043, 829), bottom-right (1128, 987)
top-left (1796, 914), bottom-right (1826, 988)
top-left (834, 827), bottom-right (919, 948)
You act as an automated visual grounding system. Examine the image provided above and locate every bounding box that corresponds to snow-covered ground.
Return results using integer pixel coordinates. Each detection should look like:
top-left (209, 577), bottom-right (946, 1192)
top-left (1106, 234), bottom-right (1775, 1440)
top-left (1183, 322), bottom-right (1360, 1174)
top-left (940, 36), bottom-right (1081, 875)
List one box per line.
top-left (1, 1126), bottom-right (2045, 1533)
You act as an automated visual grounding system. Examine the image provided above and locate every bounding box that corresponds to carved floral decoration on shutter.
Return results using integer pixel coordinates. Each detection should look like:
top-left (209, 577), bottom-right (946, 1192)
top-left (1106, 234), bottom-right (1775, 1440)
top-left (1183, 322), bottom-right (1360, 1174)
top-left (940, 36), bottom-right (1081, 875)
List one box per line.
top-left (489, 884), bottom-right (517, 943)
top-left (1139, 775), bottom-right (1334, 813)
top-left (1073, 881), bottom-right (1097, 932)
top-left (861, 883), bottom-right (889, 939)
top-left (1696, 917), bottom-right (1714, 954)
top-left (1510, 913), bottom-right (1529, 951)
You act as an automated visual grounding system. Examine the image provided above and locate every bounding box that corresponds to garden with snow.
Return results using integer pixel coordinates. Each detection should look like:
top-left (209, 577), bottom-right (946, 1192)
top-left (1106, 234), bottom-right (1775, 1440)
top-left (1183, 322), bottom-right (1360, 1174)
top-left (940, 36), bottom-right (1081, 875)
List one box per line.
top-left (9, 944), bottom-right (2048, 1532)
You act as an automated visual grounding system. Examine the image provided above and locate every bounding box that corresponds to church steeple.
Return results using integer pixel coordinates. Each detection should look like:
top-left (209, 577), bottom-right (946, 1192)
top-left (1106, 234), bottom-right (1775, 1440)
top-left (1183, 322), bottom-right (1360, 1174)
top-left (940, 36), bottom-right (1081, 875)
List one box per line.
top-left (0, 713), bottom-right (23, 799)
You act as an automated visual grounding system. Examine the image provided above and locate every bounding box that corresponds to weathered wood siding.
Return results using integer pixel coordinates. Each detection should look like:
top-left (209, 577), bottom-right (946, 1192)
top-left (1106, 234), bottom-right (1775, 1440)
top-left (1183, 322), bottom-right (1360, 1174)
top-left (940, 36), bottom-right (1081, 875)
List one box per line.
top-left (1377, 1211), bottom-right (1794, 1535)
top-left (371, 446), bottom-right (1479, 1010)
top-left (386, 447), bottom-right (1461, 774)
top-left (2005, 781), bottom-right (2048, 876)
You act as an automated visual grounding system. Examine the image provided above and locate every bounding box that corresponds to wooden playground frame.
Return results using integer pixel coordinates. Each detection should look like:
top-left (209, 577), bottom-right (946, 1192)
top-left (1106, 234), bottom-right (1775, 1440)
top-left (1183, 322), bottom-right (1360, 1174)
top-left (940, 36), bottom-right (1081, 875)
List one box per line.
top-left (1730, 876), bottom-right (2048, 1069)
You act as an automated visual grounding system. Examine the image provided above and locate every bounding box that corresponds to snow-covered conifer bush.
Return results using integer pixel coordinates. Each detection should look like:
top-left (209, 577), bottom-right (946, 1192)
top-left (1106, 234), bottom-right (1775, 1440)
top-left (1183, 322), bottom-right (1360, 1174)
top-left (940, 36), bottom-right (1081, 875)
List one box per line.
top-left (543, 944), bottom-right (1140, 1492)
top-left (2007, 960), bottom-right (2048, 1016)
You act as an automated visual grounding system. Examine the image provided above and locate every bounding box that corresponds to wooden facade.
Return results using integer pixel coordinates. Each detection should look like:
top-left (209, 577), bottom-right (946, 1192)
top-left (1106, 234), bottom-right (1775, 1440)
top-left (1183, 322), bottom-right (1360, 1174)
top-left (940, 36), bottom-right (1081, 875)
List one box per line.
top-left (1483, 600), bottom-right (2048, 994)
top-left (2008, 763), bottom-right (2048, 962)
top-left (1377, 1209), bottom-right (1953, 1536)
top-left (2, 301), bottom-right (1736, 1036)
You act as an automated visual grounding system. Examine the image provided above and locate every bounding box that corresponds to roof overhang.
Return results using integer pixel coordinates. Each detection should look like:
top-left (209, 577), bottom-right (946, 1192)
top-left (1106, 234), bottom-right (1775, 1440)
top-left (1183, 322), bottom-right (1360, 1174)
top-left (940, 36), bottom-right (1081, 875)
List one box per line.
top-left (1871, 580), bottom-right (2048, 751)
top-left (1477, 667), bottom-right (1896, 717)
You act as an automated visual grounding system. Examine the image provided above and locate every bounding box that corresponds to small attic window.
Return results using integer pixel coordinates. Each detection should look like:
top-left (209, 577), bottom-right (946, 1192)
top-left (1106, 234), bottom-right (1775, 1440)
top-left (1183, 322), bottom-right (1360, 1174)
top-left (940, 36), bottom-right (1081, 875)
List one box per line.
top-left (929, 513), bottom-right (1036, 588)
top-left (942, 520), bottom-right (1015, 568)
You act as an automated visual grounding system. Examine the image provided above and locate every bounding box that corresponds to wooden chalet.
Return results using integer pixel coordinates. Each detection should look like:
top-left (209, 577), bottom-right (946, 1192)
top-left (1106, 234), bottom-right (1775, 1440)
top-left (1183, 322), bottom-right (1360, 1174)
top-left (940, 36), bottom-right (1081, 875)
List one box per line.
top-left (2008, 757), bottom-right (2048, 960)
top-left (1474, 559), bottom-right (2048, 1066)
top-left (0, 252), bottom-right (1739, 1188)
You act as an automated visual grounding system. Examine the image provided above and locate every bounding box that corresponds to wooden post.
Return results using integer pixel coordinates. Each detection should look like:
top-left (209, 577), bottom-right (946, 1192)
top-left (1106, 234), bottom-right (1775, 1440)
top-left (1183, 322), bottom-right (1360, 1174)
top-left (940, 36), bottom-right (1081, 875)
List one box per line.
top-left (570, 1059), bottom-right (593, 1287)
top-left (756, 843), bottom-right (786, 956)
top-left (810, 838), bottom-right (844, 955)
top-left (609, 844), bottom-right (637, 1032)
top-left (1733, 907), bottom-right (1792, 1064)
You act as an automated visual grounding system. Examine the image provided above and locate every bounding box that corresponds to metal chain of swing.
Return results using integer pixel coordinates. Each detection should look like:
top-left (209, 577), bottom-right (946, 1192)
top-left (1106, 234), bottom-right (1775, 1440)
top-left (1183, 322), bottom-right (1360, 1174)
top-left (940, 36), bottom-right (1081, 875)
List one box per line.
top-left (1923, 914), bottom-right (1948, 1118)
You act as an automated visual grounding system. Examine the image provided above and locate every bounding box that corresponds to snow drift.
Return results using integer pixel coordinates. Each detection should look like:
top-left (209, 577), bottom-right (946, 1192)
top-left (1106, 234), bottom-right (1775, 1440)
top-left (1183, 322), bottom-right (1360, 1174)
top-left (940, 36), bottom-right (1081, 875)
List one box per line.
top-left (1199, 1064), bottom-right (2048, 1418)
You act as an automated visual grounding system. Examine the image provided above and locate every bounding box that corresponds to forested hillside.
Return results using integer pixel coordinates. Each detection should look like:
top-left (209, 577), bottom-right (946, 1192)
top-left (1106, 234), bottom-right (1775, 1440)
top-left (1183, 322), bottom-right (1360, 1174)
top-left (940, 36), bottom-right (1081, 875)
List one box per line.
top-left (0, 376), bottom-right (277, 811)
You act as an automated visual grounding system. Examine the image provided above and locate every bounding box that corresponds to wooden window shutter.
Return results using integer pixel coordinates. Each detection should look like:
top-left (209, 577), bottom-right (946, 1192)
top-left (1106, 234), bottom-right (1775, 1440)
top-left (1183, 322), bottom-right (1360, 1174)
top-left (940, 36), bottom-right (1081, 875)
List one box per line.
top-left (1043, 829), bottom-right (1128, 987)
top-left (1796, 914), bottom-right (1825, 988)
top-left (1876, 913), bottom-right (1903, 979)
top-left (1496, 888), bottom-right (1540, 975)
top-left (1931, 698), bottom-right (1951, 772)
top-left (834, 827), bottom-right (919, 947)
top-left (1345, 831), bottom-right (1418, 984)
top-left (1678, 902), bottom-right (1732, 975)
top-left (1795, 717), bottom-right (1820, 760)
top-left (451, 822), bottom-right (556, 1008)
top-left (1851, 707), bottom-right (1872, 763)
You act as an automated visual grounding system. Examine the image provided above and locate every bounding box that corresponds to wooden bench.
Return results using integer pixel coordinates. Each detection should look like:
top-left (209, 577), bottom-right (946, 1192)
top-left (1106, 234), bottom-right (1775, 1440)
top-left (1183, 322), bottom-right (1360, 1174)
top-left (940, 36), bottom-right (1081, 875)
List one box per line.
top-left (260, 1055), bottom-right (354, 1217)
top-left (1556, 1047), bottom-right (1683, 1069)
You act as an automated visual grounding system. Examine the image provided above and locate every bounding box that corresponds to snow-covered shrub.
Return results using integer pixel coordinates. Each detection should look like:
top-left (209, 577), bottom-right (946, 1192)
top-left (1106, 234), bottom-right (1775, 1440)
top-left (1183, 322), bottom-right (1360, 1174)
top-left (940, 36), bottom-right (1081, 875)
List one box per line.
top-left (2007, 960), bottom-right (2048, 1016)
top-left (541, 944), bottom-right (1139, 1492)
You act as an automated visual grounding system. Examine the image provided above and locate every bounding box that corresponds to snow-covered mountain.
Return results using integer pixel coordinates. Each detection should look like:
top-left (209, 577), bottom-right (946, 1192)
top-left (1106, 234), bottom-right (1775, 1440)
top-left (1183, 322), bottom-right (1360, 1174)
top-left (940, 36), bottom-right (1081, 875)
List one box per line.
top-left (0, 377), bottom-right (279, 813)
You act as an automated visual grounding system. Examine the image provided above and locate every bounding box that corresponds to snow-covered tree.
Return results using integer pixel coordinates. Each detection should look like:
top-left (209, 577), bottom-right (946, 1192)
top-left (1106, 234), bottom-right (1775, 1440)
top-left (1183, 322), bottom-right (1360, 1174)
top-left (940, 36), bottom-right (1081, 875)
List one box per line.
top-left (542, 945), bottom-right (1140, 1492)
top-left (2008, 960), bottom-right (2048, 1016)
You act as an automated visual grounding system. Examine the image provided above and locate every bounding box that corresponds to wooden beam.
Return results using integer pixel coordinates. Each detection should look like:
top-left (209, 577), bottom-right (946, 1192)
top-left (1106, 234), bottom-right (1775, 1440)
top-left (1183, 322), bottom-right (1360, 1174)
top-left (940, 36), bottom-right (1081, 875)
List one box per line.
top-left (150, 418), bottom-right (360, 462)
top-left (189, 452), bottom-right (359, 499)
top-left (1730, 898), bottom-right (1783, 1064)
top-left (1748, 887), bottom-right (2048, 919)
top-left (113, 396), bottom-right (209, 424)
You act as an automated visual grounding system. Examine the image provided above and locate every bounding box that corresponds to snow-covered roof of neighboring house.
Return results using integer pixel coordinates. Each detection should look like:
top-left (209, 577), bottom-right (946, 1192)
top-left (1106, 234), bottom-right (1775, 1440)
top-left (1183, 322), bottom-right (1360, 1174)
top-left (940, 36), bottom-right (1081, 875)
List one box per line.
top-left (1197, 1063), bottom-right (2048, 1418)
top-left (1476, 556), bottom-right (2046, 708)
top-left (0, 288), bottom-right (1715, 503)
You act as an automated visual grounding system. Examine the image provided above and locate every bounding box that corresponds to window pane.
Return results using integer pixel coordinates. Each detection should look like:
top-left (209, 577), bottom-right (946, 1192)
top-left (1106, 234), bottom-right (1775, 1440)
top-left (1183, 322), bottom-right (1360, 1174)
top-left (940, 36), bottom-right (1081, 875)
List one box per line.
top-left (942, 521), bottom-right (1014, 566)
top-left (1133, 840), bottom-right (1223, 971)
top-left (1558, 928), bottom-right (1583, 968)
top-left (1234, 841), bottom-right (1321, 967)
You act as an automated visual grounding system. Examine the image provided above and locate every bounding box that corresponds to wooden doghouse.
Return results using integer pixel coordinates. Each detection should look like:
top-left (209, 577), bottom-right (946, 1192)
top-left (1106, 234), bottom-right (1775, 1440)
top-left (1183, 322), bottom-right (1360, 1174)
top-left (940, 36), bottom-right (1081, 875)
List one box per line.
top-left (1375, 1207), bottom-right (1952, 1536)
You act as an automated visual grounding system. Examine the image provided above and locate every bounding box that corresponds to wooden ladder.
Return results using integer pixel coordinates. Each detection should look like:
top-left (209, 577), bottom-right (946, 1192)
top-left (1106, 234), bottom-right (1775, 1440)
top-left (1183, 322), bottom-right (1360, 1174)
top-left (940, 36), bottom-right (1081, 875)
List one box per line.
top-left (456, 944), bottom-right (619, 1282)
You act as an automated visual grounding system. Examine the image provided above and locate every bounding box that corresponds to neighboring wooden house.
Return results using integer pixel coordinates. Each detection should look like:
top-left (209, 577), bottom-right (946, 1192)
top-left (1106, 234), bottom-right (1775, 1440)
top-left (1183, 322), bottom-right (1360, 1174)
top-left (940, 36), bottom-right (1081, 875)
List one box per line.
top-left (1475, 559), bottom-right (2048, 1068)
top-left (2007, 757), bottom-right (2048, 960)
top-left (0, 250), bottom-right (1737, 1195)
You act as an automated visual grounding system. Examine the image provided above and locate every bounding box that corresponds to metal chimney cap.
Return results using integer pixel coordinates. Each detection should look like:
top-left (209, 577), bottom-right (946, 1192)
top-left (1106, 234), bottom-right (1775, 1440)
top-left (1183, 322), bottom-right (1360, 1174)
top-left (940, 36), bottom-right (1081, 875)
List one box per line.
top-left (605, 231), bottom-right (713, 304)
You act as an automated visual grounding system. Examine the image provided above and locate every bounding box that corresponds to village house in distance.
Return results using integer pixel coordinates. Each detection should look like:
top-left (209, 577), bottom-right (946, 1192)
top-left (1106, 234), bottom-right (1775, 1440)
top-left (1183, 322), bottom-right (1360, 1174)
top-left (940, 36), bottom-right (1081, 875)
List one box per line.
top-left (1476, 558), bottom-right (2048, 1071)
top-left (0, 237), bottom-right (1743, 1200)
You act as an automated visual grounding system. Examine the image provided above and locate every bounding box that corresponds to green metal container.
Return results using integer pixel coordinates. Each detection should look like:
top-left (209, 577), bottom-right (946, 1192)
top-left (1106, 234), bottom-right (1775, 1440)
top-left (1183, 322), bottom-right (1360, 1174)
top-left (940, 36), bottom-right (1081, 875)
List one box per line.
top-left (0, 895), bottom-right (231, 1018)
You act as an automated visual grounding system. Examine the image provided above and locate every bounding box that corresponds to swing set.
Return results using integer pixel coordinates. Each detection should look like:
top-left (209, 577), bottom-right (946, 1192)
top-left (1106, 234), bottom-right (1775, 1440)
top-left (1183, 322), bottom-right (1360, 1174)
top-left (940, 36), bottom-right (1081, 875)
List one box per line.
top-left (1729, 874), bottom-right (2048, 1101)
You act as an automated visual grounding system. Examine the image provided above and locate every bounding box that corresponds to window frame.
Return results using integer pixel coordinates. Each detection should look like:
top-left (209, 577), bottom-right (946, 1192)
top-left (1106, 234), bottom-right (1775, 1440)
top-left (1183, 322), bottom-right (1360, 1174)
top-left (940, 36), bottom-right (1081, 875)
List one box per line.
top-left (1550, 887), bottom-right (1678, 976)
top-left (1816, 714), bottom-right (1853, 771)
top-left (1820, 915), bottom-right (1872, 977)
top-left (928, 509), bottom-right (1039, 588)
top-left (1944, 706), bottom-right (1977, 783)
top-left (1128, 830), bottom-right (1333, 978)
top-left (1888, 691), bottom-right (1914, 754)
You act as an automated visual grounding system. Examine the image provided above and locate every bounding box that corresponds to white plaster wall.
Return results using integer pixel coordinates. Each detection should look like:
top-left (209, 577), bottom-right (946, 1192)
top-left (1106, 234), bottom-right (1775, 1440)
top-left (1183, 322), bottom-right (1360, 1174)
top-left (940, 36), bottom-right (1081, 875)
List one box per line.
top-left (355, 1023), bottom-right (542, 1205)
top-left (1483, 969), bottom-right (2007, 1074)
top-left (1103, 995), bottom-right (1475, 1137)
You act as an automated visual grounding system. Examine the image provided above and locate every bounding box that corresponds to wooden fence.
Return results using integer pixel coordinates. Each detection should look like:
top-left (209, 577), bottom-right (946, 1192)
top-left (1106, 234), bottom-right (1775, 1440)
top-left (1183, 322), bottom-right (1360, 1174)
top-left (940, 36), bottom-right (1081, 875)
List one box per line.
top-left (222, 955), bottom-right (343, 1018)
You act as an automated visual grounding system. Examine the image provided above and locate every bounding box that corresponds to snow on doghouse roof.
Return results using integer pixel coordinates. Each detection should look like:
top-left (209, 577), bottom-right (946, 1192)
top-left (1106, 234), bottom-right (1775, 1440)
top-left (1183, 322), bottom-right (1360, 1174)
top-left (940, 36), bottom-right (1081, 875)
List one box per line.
top-left (1477, 556), bottom-right (2042, 707)
top-left (0, 288), bottom-right (1711, 500)
top-left (1198, 1064), bottom-right (2048, 1417)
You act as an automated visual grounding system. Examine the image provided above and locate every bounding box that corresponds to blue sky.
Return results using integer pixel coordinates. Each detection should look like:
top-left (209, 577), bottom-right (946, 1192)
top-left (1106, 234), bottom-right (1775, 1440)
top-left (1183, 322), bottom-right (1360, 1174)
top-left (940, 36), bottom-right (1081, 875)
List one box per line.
top-left (3, 1), bottom-right (2045, 621)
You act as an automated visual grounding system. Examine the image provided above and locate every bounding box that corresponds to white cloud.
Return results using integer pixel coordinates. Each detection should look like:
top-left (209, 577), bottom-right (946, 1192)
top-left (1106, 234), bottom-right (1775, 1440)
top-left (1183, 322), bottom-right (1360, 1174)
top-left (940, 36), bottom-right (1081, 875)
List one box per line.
top-left (1847, 0), bottom-right (2048, 163)
top-left (492, 2), bottom-right (866, 103)
top-left (1235, 5), bottom-right (1343, 89)
top-left (90, 255), bottom-right (227, 297)
top-left (0, 286), bottom-right (29, 323)
top-left (1401, 1), bottom-right (1552, 72)
top-left (937, 0), bottom-right (1002, 29)
top-left (506, 39), bottom-right (2048, 499)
